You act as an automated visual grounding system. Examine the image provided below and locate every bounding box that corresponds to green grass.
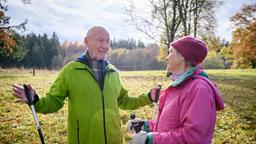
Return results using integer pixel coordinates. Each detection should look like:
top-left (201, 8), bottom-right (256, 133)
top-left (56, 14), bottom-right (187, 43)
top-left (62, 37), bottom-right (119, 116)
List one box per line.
top-left (0, 68), bottom-right (256, 143)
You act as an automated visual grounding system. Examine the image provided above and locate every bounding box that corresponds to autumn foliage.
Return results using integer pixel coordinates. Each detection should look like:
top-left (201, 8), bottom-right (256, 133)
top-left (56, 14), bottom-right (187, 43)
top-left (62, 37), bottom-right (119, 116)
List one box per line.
top-left (230, 3), bottom-right (256, 68)
top-left (0, 6), bottom-right (16, 54)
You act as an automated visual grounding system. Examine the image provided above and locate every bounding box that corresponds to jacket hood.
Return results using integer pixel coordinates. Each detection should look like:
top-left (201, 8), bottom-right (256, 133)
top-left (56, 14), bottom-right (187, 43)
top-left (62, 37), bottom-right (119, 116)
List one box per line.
top-left (193, 75), bottom-right (224, 111)
top-left (170, 66), bottom-right (224, 111)
top-left (195, 66), bottom-right (224, 111)
top-left (207, 78), bottom-right (224, 111)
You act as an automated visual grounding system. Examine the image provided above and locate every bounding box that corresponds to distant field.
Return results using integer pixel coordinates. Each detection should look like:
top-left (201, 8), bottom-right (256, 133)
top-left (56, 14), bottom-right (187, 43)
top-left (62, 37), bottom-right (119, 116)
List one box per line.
top-left (0, 68), bottom-right (256, 143)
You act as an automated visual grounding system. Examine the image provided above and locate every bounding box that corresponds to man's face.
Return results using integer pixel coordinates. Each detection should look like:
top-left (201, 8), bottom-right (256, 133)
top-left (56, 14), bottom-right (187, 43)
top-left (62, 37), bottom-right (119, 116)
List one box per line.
top-left (84, 28), bottom-right (110, 60)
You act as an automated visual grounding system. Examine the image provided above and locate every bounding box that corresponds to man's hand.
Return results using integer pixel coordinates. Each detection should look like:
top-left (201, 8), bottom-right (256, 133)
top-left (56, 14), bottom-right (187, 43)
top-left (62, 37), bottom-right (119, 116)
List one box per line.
top-left (12, 84), bottom-right (35, 104)
top-left (128, 118), bottom-right (144, 133)
top-left (131, 131), bottom-right (147, 144)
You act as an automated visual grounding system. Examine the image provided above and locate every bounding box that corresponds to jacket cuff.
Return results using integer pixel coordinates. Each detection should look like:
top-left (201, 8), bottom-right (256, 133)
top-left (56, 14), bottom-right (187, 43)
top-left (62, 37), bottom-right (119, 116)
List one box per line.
top-left (33, 93), bottom-right (39, 104)
top-left (147, 90), bottom-right (153, 102)
top-left (146, 133), bottom-right (153, 144)
top-left (144, 121), bottom-right (150, 133)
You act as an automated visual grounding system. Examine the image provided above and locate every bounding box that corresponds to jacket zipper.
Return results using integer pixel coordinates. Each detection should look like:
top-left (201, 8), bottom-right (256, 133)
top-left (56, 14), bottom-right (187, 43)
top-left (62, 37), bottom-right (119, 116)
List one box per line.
top-left (75, 67), bottom-right (113, 144)
top-left (101, 69), bottom-right (108, 144)
top-left (77, 120), bottom-right (80, 144)
top-left (101, 93), bottom-right (107, 144)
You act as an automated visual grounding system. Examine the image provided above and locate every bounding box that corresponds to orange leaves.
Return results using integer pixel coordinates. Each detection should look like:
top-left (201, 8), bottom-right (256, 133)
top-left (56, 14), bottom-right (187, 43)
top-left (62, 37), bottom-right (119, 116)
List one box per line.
top-left (230, 3), bottom-right (256, 27)
top-left (231, 3), bottom-right (256, 68)
top-left (0, 30), bottom-right (16, 54)
top-left (0, 3), bottom-right (16, 55)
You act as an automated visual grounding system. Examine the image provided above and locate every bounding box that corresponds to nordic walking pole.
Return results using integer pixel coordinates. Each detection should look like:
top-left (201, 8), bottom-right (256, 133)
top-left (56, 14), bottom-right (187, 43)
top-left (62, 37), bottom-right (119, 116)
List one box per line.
top-left (23, 84), bottom-right (45, 144)
top-left (152, 85), bottom-right (161, 120)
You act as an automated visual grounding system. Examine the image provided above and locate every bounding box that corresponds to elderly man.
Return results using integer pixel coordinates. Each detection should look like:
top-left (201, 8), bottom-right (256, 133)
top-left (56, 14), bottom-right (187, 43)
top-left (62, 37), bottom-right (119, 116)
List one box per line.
top-left (13, 26), bottom-right (156, 144)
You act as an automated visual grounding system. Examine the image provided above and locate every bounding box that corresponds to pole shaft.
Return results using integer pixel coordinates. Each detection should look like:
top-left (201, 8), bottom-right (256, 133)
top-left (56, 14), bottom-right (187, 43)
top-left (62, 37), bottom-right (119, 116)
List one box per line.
top-left (30, 105), bottom-right (45, 144)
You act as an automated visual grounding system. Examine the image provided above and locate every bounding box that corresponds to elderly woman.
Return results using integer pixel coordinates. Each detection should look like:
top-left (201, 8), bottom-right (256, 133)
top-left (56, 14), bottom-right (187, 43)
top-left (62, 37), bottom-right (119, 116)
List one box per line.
top-left (129, 36), bottom-right (224, 144)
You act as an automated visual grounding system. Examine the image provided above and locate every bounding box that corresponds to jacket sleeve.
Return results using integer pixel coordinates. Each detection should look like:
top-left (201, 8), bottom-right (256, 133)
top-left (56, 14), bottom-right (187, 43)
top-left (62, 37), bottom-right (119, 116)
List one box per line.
top-left (152, 84), bottom-right (216, 144)
top-left (35, 65), bottom-right (69, 114)
top-left (117, 86), bottom-right (152, 110)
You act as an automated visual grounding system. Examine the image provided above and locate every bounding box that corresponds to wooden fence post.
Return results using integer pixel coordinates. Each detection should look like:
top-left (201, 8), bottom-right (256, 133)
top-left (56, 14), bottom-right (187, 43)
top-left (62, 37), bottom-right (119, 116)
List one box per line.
top-left (33, 67), bottom-right (35, 76)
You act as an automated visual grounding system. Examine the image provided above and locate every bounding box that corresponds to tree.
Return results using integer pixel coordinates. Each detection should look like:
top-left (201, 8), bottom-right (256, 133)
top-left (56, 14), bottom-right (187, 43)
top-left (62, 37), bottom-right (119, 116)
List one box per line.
top-left (177, 0), bottom-right (219, 37)
top-left (126, 0), bottom-right (180, 48)
top-left (157, 34), bottom-right (168, 62)
top-left (220, 43), bottom-right (233, 68)
top-left (108, 46), bottom-right (162, 70)
top-left (202, 51), bottom-right (225, 69)
top-left (110, 38), bottom-right (144, 49)
top-left (230, 3), bottom-right (256, 68)
top-left (51, 54), bottom-right (64, 69)
top-left (23, 32), bottom-right (63, 69)
top-left (0, 32), bottom-right (28, 67)
top-left (202, 35), bottom-right (222, 53)
top-left (31, 41), bottom-right (45, 68)
top-left (137, 39), bottom-right (145, 48)
top-left (0, 1), bottom-right (27, 55)
top-left (60, 40), bottom-right (85, 65)
top-left (200, 35), bottom-right (225, 69)
top-left (126, 0), bottom-right (219, 49)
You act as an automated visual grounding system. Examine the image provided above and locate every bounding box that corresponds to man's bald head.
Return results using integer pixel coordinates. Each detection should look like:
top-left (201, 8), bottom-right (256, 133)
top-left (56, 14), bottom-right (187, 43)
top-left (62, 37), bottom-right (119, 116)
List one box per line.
top-left (86, 26), bottom-right (109, 38)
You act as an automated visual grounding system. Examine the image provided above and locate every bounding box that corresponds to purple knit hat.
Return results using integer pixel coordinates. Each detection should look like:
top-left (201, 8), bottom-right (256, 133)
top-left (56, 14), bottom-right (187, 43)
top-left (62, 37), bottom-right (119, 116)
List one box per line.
top-left (170, 36), bottom-right (208, 66)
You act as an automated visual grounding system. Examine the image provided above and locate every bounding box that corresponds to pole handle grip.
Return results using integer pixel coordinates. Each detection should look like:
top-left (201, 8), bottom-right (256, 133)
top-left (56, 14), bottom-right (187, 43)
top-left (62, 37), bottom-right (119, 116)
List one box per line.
top-left (23, 84), bottom-right (33, 105)
top-left (154, 86), bottom-right (161, 103)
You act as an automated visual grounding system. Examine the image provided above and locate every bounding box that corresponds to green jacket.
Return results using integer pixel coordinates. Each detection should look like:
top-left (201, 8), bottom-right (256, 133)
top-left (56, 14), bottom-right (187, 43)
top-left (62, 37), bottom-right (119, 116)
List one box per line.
top-left (35, 61), bottom-right (152, 144)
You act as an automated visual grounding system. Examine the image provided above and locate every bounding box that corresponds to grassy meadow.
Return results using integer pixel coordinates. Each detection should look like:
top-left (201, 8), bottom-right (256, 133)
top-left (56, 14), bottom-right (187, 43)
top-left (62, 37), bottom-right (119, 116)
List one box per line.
top-left (0, 68), bottom-right (256, 143)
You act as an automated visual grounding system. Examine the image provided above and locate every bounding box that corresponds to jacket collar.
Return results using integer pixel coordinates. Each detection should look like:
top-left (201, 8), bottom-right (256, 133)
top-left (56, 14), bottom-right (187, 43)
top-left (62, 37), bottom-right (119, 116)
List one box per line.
top-left (76, 53), bottom-right (117, 72)
top-left (170, 66), bottom-right (208, 87)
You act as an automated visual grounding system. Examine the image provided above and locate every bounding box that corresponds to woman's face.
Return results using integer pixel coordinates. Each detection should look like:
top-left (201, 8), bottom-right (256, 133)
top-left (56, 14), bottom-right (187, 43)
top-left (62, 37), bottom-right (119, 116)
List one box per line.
top-left (165, 46), bottom-right (186, 73)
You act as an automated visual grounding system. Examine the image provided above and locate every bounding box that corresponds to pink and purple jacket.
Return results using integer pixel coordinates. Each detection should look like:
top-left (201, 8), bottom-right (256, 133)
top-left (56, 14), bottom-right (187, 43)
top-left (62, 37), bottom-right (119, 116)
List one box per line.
top-left (146, 67), bottom-right (224, 144)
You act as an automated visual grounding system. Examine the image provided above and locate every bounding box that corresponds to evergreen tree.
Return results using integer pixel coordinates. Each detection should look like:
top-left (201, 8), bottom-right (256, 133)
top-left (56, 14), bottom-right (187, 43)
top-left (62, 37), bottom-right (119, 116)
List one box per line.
top-left (137, 39), bottom-right (145, 48)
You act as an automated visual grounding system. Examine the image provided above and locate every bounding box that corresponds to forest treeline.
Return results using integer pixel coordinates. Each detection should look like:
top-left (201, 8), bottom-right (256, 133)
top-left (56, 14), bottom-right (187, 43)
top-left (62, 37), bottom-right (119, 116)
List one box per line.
top-left (1, 1), bottom-right (256, 70)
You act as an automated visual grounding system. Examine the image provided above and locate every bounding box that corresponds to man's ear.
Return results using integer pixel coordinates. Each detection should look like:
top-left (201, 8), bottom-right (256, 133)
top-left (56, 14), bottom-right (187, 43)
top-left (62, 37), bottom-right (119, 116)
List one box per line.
top-left (84, 37), bottom-right (88, 47)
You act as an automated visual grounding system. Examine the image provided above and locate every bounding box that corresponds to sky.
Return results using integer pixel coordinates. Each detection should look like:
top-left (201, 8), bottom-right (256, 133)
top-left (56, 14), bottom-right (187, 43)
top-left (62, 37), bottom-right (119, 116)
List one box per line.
top-left (5, 0), bottom-right (256, 44)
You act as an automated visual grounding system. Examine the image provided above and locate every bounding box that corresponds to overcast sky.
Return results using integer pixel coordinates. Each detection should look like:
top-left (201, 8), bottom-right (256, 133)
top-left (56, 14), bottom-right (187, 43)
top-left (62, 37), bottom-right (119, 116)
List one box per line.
top-left (5, 0), bottom-right (256, 44)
